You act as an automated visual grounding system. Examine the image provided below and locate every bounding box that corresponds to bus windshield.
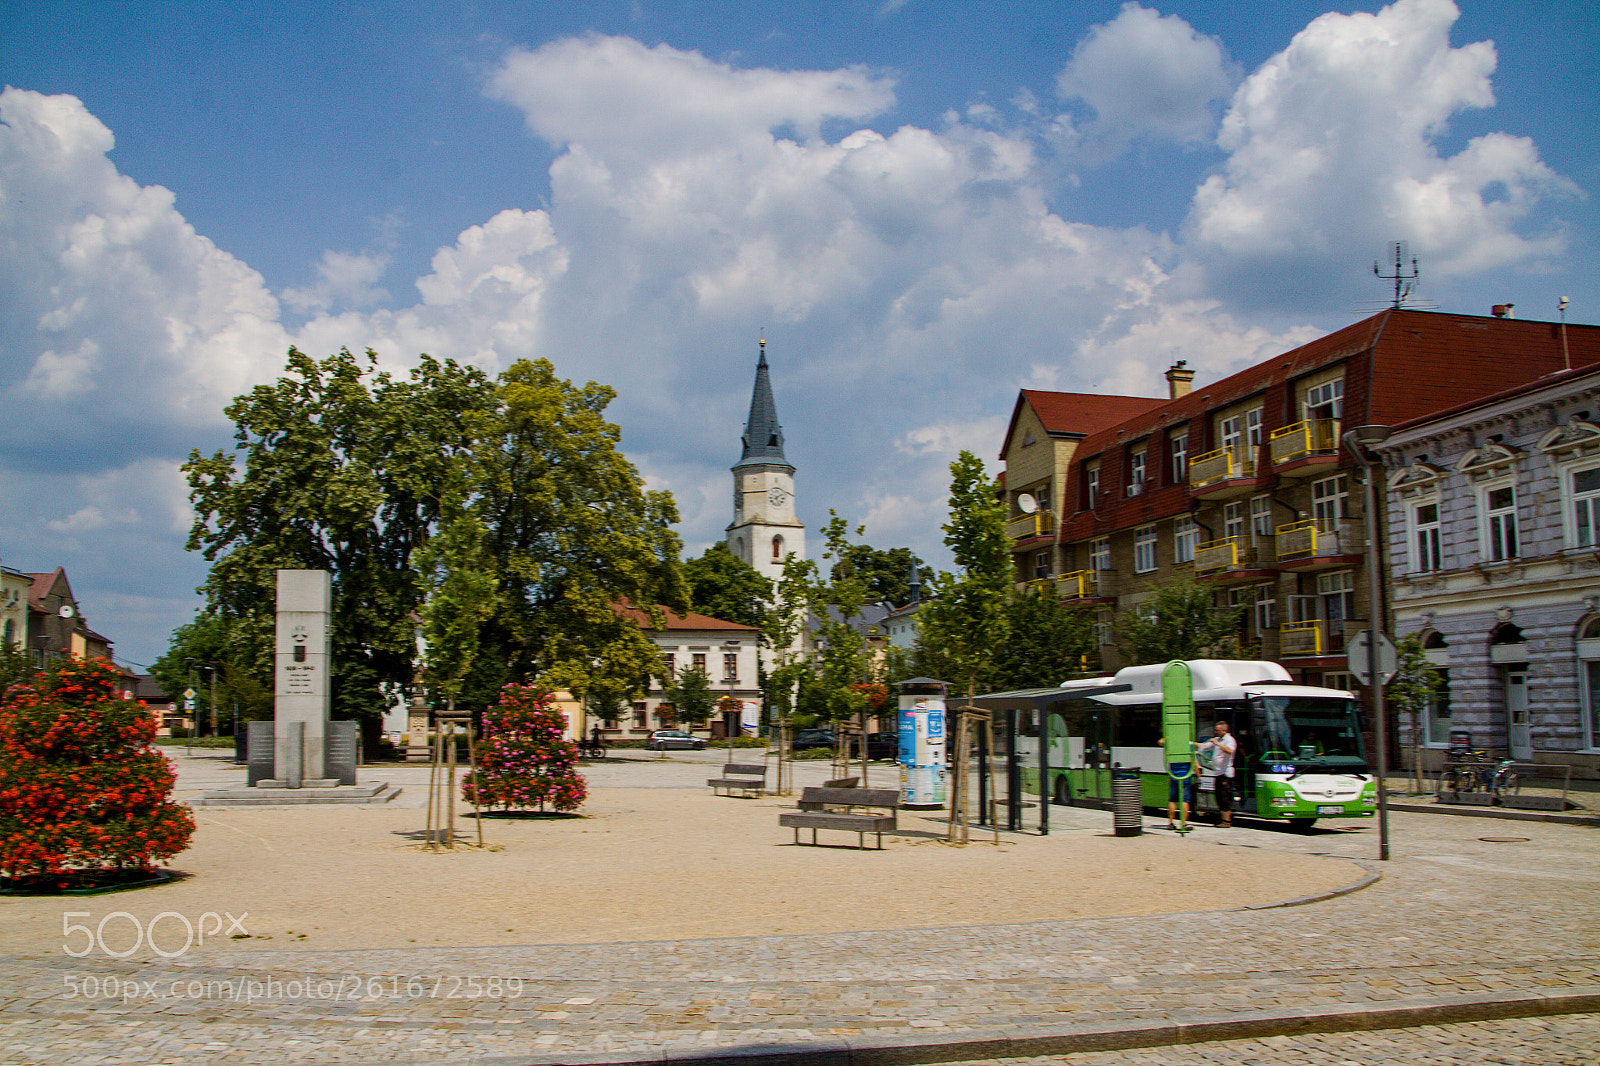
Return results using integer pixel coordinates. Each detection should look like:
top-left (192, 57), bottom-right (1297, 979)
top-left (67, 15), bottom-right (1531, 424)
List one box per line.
top-left (1253, 695), bottom-right (1366, 772)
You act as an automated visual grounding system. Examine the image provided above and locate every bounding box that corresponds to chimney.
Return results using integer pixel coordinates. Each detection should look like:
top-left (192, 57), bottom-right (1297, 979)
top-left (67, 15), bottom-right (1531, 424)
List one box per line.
top-left (1165, 360), bottom-right (1195, 399)
top-left (1492, 303), bottom-right (1515, 319)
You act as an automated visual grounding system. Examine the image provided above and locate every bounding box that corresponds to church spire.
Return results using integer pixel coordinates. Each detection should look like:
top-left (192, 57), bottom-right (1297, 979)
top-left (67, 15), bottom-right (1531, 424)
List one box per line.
top-left (737, 335), bottom-right (790, 469)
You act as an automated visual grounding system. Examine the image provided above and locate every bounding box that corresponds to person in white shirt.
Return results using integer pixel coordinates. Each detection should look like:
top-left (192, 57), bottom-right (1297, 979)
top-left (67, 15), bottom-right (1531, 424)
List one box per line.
top-left (1196, 721), bottom-right (1238, 827)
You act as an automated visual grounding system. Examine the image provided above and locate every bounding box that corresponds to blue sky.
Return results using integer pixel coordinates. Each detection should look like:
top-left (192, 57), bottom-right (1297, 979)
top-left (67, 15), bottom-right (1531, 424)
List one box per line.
top-left (2, 0), bottom-right (1596, 669)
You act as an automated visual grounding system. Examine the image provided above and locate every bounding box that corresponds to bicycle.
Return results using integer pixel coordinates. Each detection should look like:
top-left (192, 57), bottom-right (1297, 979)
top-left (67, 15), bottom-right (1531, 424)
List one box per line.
top-left (1440, 750), bottom-right (1517, 797)
top-left (577, 736), bottom-right (607, 760)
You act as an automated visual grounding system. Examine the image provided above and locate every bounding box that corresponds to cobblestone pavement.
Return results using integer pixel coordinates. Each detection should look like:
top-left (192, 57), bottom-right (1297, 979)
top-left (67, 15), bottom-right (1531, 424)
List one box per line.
top-left (1, 753), bottom-right (1596, 1065)
top-left (945, 1013), bottom-right (1600, 1065)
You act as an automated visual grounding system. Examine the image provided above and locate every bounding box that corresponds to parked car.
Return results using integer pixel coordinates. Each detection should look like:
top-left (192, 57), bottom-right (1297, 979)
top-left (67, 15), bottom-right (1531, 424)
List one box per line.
top-left (859, 732), bottom-right (900, 761)
top-left (644, 729), bottom-right (706, 751)
top-left (790, 728), bottom-right (836, 752)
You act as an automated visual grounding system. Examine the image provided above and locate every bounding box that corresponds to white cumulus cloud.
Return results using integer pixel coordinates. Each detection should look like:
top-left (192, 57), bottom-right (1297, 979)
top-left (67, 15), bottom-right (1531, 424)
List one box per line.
top-left (1185, 0), bottom-right (1576, 307)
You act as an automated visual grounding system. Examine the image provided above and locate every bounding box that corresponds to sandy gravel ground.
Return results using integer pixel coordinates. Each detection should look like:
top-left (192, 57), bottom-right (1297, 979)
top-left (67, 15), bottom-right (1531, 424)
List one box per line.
top-left (0, 753), bottom-right (1364, 955)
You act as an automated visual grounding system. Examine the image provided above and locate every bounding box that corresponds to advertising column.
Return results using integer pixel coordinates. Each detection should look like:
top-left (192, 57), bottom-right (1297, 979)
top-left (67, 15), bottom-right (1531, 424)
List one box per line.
top-left (896, 677), bottom-right (948, 808)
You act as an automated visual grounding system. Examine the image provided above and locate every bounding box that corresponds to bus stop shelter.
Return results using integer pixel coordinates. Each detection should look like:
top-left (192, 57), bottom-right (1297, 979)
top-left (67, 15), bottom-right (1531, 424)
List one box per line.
top-left (965, 682), bottom-right (1131, 835)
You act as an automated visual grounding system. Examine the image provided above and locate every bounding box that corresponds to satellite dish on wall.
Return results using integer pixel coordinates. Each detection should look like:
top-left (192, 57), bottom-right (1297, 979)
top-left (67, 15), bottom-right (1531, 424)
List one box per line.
top-left (1016, 493), bottom-right (1038, 514)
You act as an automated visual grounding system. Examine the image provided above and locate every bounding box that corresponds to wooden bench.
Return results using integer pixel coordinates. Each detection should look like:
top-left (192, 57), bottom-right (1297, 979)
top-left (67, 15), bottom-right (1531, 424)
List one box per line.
top-left (707, 763), bottom-right (768, 797)
top-left (779, 786), bottom-right (899, 849)
top-left (822, 776), bottom-right (859, 789)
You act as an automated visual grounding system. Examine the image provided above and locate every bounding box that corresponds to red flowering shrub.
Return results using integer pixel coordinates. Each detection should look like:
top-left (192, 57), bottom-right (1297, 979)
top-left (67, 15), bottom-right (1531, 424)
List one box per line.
top-left (0, 658), bottom-right (195, 886)
top-left (462, 684), bottom-right (587, 814)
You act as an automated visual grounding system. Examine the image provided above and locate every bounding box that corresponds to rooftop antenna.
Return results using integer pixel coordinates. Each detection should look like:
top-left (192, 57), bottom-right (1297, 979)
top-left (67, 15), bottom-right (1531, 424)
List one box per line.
top-left (1374, 241), bottom-right (1420, 308)
top-left (1559, 296), bottom-right (1571, 371)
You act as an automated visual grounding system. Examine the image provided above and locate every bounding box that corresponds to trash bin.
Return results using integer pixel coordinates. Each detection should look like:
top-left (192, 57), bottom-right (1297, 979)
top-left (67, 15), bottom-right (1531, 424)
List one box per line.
top-left (1112, 767), bottom-right (1143, 837)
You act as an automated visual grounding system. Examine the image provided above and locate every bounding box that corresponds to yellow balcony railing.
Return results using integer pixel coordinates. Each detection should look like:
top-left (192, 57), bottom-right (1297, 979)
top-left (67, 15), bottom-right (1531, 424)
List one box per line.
top-left (1280, 621), bottom-right (1325, 656)
top-left (1057, 570), bottom-right (1098, 599)
top-left (1007, 510), bottom-right (1056, 540)
top-left (1194, 536), bottom-right (1242, 574)
top-left (1269, 418), bottom-right (1342, 465)
top-left (1275, 519), bottom-right (1319, 559)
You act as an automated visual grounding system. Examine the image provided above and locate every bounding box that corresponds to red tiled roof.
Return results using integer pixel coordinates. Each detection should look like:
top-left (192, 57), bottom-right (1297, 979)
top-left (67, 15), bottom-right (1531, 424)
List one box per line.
top-left (616, 604), bottom-right (759, 633)
top-left (1002, 390), bottom-right (1165, 455)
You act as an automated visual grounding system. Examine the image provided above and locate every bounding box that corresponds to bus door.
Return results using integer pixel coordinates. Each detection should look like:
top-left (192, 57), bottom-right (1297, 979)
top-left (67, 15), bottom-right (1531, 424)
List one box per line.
top-left (1047, 703), bottom-right (1112, 807)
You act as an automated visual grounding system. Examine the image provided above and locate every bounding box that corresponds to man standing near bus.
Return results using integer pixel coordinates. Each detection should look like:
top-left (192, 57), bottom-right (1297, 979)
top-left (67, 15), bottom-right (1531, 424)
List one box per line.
top-left (1197, 721), bottom-right (1238, 827)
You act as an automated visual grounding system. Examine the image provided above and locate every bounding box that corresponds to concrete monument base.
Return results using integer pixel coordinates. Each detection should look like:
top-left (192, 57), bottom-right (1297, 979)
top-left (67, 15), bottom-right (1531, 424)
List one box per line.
top-left (190, 781), bottom-right (401, 807)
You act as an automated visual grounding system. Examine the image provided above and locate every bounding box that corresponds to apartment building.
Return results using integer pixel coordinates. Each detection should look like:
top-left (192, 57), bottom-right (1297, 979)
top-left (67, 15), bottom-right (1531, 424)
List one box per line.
top-left (999, 308), bottom-right (1600, 694)
top-left (1374, 361), bottom-right (1600, 777)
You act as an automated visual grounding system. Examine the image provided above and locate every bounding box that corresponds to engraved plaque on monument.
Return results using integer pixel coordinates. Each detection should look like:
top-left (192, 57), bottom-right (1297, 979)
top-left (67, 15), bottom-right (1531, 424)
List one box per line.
top-left (325, 720), bottom-right (359, 786)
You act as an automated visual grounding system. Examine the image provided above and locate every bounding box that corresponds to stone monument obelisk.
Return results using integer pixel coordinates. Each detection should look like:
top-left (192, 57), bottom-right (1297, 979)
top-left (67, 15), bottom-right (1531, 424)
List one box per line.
top-left (263, 569), bottom-right (337, 789)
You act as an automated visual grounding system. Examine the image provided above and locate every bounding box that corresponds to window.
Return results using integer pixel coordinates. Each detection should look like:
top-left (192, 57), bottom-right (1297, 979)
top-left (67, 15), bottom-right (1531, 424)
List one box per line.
top-left (1254, 583), bottom-right (1276, 631)
top-left (1311, 475), bottom-right (1348, 530)
top-left (1250, 495), bottom-right (1273, 537)
top-left (692, 652), bottom-right (707, 673)
top-left (632, 704), bottom-right (648, 729)
top-left (1412, 501), bottom-right (1443, 572)
top-left (660, 652), bottom-right (676, 675)
top-left (1305, 378), bottom-right (1344, 420)
top-left (1246, 407), bottom-right (1264, 448)
top-left (1090, 537), bottom-right (1110, 572)
top-left (1173, 515), bottom-right (1198, 564)
top-left (1036, 483), bottom-right (1052, 512)
top-left (1572, 467), bottom-right (1600, 547)
top-left (771, 534), bottom-right (784, 560)
top-left (1095, 610), bottom-right (1114, 647)
top-left (723, 653), bottom-right (739, 682)
top-left (1128, 447), bottom-right (1147, 496)
top-left (1318, 570), bottom-right (1355, 636)
top-left (1135, 525), bottom-right (1158, 573)
top-left (1223, 501), bottom-right (1246, 540)
top-left (1220, 415), bottom-right (1243, 457)
top-left (1170, 428), bottom-right (1189, 484)
top-left (1085, 462), bottom-right (1100, 509)
top-left (1033, 550), bottom-right (1051, 580)
top-left (1482, 484), bottom-right (1518, 561)
top-left (1580, 617), bottom-right (1600, 748)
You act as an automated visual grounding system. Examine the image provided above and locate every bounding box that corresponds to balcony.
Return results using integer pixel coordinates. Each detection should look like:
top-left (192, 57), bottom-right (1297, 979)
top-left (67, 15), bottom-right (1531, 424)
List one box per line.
top-left (1269, 418), bottom-right (1342, 477)
top-left (1193, 535), bottom-right (1278, 583)
top-left (1279, 620), bottom-right (1325, 656)
top-left (1275, 519), bottom-right (1363, 571)
top-left (1056, 569), bottom-right (1099, 599)
top-left (1188, 446), bottom-right (1264, 500)
top-left (1007, 510), bottom-right (1056, 542)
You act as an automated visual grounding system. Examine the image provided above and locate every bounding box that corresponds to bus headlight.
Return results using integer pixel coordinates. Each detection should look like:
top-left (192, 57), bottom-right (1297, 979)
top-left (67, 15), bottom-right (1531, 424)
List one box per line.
top-left (1270, 795), bottom-right (1299, 808)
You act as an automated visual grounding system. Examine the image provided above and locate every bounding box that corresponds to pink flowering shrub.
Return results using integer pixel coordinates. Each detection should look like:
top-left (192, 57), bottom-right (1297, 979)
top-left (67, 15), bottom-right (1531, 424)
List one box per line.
top-left (462, 684), bottom-right (587, 814)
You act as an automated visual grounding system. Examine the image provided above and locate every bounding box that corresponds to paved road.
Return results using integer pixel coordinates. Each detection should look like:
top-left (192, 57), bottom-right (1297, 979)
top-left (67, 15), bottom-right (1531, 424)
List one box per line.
top-left (0, 747), bottom-right (1595, 1065)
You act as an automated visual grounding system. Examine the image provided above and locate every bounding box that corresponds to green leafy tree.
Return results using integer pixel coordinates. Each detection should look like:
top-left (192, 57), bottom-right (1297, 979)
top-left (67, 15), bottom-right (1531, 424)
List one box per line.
top-left (991, 586), bottom-right (1100, 689)
top-left (1390, 633), bottom-right (1443, 790)
top-left (830, 544), bottom-right (926, 608)
top-left (762, 553), bottom-right (817, 733)
top-left (472, 358), bottom-right (688, 711)
top-left (414, 468), bottom-right (502, 713)
top-left (184, 349), bottom-right (496, 728)
top-left (683, 542), bottom-right (771, 626)
top-left (1113, 576), bottom-right (1244, 666)
top-left (661, 665), bottom-right (716, 731)
top-left (917, 452), bottom-right (1013, 703)
top-left (150, 613), bottom-right (272, 733)
top-left (807, 513), bottom-right (878, 727)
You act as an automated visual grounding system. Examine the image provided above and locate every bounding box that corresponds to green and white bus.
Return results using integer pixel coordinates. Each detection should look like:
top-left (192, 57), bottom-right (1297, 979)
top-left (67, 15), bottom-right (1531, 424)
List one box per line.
top-left (970, 660), bottom-right (1377, 831)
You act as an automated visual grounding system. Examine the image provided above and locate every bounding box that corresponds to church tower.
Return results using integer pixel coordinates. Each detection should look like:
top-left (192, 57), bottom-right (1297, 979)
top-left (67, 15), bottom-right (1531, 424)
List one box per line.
top-left (726, 338), bottom-right (805, 583)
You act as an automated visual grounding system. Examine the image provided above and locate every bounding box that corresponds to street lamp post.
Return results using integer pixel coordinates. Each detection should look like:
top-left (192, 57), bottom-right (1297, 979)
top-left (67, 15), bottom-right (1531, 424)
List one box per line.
top-left (1343, 424), bottom-right (1393, 861)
